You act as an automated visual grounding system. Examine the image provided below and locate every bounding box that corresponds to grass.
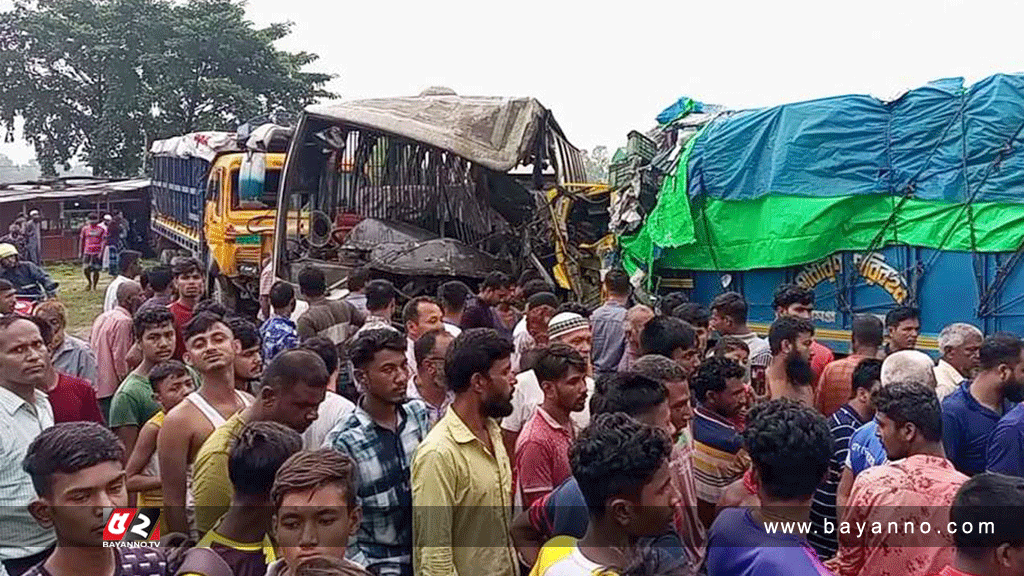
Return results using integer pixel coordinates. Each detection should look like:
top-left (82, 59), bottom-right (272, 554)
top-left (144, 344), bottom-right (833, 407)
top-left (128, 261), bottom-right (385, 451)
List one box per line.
top-left (48, 262), bottom-right (111, 339)
top-left (47, 259), bottom-right (159, 339)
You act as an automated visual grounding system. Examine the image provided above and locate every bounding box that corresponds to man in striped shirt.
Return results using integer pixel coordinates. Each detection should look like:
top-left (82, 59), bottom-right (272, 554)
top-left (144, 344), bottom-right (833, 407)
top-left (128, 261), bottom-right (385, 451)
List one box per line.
top-left (691, 357), bottom-right (750, 531)
top-left (808, 357), bottom-right (880, 559)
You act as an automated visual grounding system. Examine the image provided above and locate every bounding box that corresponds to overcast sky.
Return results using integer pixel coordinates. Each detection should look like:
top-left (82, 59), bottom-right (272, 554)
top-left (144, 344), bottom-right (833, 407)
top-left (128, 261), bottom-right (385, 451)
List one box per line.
top-left (3, 0), bottom-right (1023, 164)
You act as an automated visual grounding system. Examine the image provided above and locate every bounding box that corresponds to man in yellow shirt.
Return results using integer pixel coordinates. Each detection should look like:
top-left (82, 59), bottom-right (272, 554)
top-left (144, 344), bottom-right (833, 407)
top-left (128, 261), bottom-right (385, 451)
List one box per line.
top-left (412, 328), bottom-right (519, 576)
top-left (192, 348), bottom-right (329, 534)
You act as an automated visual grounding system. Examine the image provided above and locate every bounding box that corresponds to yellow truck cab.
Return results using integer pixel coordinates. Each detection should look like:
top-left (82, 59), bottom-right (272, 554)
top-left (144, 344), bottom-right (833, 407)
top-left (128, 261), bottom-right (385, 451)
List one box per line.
top-left (150, 124), bottom-right (292, 315)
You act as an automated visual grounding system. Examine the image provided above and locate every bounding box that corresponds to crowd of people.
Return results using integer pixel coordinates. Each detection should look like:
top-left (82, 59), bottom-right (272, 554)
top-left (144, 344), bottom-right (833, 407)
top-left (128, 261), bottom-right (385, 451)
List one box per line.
top-left (0, 252), bottom-right (1022, 576)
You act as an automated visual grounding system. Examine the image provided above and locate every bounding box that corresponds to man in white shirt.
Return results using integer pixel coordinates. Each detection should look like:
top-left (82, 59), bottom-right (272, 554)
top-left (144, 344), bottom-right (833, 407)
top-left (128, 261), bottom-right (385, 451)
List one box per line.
top-left (0, 317), bottom-right (56, 576)
top-left (402, 296), bottom-right (446, 381)
top-left (102, 250), bottom-right (141, 313)
top-left (934, 323), bottom-right (983, 401)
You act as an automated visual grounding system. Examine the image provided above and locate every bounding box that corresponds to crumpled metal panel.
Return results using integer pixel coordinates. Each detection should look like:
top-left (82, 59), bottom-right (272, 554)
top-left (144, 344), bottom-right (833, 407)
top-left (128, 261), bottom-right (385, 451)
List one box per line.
top-left (342, 218), bottom-right (510, 278)
top-left (306, 93), bottom-right (548, 172)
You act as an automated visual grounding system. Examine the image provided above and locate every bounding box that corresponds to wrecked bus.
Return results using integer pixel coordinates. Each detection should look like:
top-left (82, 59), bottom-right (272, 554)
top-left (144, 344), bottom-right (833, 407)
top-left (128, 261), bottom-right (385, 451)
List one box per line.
top-left (271, 88), bottom-right (610, 304)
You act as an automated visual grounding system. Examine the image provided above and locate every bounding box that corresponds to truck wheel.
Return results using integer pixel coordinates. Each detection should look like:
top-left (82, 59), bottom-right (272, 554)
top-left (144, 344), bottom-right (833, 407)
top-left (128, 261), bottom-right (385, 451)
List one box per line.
top-left (212, 275), bottom-right (238, 313)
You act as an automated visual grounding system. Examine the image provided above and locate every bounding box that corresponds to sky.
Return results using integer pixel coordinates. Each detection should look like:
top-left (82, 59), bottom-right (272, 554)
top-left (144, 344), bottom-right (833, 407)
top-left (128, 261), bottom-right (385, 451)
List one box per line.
top-left (3, 0), bottom-right (1024, 164)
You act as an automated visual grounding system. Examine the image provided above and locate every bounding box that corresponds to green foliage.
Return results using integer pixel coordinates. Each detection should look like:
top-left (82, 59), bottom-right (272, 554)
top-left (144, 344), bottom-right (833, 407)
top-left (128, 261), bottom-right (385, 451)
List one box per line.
top-left (583, 145), bottom-right (610, 183)
top-left (0, 0), bottom-right (335, 176)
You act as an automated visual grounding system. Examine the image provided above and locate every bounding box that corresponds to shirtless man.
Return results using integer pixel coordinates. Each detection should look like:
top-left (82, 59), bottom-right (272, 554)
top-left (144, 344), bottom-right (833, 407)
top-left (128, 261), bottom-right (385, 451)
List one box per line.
top-left (765, 316), bottom-right (816, 406)
top-left (157, 312), bottom-right (253, 535)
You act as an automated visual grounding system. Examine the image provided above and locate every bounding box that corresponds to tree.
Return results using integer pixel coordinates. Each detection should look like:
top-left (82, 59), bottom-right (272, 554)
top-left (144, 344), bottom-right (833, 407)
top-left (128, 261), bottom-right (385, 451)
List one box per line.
top-left (0, 0), bottom-right (334, 177)
top-left (582, 145), bottom-right (610, 183)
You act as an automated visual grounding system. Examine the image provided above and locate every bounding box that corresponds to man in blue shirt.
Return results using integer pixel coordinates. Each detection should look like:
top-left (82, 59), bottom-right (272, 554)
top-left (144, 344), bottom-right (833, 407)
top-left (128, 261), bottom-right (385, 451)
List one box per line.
top-left (942, 333), bottom-right (1024, 476)
top-left (987, 403), bottom-right (1024, 478)
top-left (707, 399), bottom-right (834, 576)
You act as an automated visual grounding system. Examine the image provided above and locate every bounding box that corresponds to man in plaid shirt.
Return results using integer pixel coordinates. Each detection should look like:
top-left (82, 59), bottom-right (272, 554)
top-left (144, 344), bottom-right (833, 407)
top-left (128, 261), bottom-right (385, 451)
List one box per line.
top-left (326, 328), bottom-right (431, 576)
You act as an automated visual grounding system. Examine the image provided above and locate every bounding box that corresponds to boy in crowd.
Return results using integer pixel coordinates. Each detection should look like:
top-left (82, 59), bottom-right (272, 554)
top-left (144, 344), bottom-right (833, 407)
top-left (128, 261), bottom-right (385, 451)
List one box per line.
top-left (673, 303), bottom-right (711, 356)
top-left (22, 422), bottom-right (164, 576)
top-left (530, 412), bottom-right (679, 576)
top-left (709, 292), bottom-right (770, 373)
top-left (138, 265), bottom-right (174, 313)
top-left (707, 400), bottom-right (834, 576)
top-left (639, 316), bottom-right (700, 378)
top-left (510, 372), bottom-right (682, 569)
top-left (125, 360), bottom-right (193, 532)
top-left (169, 257), bottom-right (205, 360)
top-left (267, 449), bottom-right (368, 576)
top-left (197, 421), bottom-right (302, 576)
top-left (109, 307), bottom-right (179, 457)
top-left (261, 281), bottom-right (299, 362)
top-left (885, 306), bottom-right (921, 353)
top-left (159, 312), bottom-right (254, 535)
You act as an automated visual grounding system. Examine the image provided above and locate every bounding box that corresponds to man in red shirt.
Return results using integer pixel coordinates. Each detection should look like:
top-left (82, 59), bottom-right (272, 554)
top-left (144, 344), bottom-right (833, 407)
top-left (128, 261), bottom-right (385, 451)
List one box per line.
top-left (928, 473), bottom-right (1024, 576)
top-left (514, 343), bottom-right (588, 509)
top-left (90, 281), bottom-right (143, 422)
top-left (78, 213), bottom-right (106, 291)
top-left (24, 316), bottom-right (103, 425)
top-left (168, 257), bottom-right (205, 360)
top-left (816, 314), bottom-right (884, 417)
top-left (773, 283), bottom-right (834, 380)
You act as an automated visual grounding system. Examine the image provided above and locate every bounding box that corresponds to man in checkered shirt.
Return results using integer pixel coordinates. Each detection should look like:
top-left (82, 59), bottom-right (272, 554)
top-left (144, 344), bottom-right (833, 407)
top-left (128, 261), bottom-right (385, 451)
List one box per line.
top-left (325, 328), bottom-right (431, 576)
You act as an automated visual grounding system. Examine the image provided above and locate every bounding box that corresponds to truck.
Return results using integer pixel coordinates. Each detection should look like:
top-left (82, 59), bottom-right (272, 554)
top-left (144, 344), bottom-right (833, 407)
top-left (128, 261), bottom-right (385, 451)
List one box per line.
top-left (149, 123), bottom-right (292, 316)
top-left (614, 73), bottom-right (1024, 354)
top-left (270, 88), bottom-right (612, 305)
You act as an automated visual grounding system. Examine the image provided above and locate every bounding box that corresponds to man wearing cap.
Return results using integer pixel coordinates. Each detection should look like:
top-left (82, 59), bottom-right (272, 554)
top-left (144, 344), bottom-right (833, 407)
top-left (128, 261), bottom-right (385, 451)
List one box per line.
top-left (22, 211), bottom-right (41, 265)
top-left (501, 311), bottom-right (595, 460)
top-left (0, 243), bottom-right (57, 300)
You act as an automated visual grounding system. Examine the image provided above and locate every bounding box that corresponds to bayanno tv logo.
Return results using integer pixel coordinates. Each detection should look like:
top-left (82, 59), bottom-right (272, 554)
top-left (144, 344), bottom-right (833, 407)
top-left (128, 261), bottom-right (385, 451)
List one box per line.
top-left (102, 508), bottom-right (161, 548)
